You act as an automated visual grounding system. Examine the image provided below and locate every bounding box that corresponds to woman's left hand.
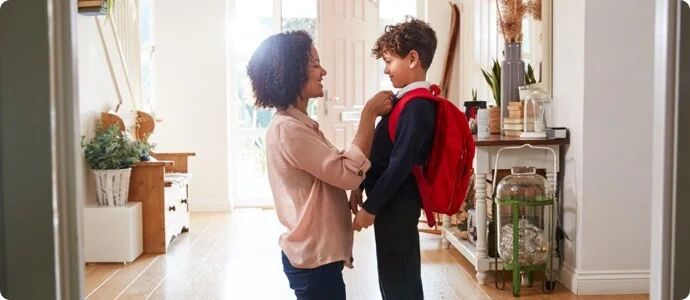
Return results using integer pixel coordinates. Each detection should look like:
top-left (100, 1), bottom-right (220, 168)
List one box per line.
top-left (349, 190), bottom-right (363, 214)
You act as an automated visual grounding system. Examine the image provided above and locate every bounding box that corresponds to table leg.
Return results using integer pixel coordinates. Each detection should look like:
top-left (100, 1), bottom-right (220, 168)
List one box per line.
top-left (475, 172), bottom-right (488, 285)
top-left (441, 214), bottom-right (451, 248)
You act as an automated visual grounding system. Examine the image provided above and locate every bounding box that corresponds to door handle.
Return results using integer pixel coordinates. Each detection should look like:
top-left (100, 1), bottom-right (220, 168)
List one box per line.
top-left (322, 89), bottom-right (329, 115)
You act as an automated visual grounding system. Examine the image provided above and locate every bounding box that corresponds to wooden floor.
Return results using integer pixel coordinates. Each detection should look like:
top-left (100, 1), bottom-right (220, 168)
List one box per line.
top-left (85, 211), bottom-right (649, 300)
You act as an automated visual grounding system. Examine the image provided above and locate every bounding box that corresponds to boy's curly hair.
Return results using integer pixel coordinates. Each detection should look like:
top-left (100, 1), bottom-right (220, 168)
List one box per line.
top-left (371, 16), bottom-right (438, 70)
top-left (246, 30), bottom-right (313, 109)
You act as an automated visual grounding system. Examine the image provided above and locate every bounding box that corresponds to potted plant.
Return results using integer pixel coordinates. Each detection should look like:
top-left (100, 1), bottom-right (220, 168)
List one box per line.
top-left (463, 89), bottom-right (487, 122)
top-left (81, 122), bottom-right (151, 206)
top-left (481, 59), bottom-right (502, 134)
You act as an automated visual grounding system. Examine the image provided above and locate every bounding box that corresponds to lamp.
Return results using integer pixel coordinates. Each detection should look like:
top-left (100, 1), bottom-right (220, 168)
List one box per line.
top-left (520, 88), bottom-right (552, 139)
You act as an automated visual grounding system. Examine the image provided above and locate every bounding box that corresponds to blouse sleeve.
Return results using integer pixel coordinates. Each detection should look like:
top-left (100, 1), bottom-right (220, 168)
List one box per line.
top-left (277, 122), bottom-right (371, 190)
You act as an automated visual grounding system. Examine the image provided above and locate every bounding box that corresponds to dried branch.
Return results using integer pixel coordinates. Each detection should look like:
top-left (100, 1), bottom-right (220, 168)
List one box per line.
top-left (495, 0), bottom-right (528, 43)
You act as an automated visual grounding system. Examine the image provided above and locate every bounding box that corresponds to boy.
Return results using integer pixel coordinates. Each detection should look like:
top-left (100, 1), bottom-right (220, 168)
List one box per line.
top-left (351, 16), bottom-right (438, 300)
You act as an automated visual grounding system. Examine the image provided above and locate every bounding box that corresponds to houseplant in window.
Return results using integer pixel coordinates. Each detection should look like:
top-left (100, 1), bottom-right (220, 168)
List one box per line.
top-left (81, 122), bottom-right (151, 206)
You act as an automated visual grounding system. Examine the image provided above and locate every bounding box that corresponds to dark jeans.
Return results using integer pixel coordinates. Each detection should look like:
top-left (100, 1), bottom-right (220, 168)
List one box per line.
top-left (281, 251), bottom-right (346, 300)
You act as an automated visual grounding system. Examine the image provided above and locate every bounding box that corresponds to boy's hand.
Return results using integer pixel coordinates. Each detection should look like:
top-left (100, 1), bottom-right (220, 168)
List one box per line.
top-left (364, 90), bottom-right (394, 116)
top-left (349, 190), bottom-right (363, 214)
top-left (352, 209), bottom-right (375, 231)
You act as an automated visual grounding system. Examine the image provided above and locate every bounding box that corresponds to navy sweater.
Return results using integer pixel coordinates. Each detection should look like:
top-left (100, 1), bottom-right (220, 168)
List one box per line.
top-left (361, 97), bottom-right (436, 215)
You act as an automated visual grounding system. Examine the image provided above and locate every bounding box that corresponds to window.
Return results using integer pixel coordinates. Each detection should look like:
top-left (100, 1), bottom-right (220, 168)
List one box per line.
top-left (140, 0), bottom-right (156, 116)
top-left (230, 0), bottom-right (317, 207)
top-left (282, 0), bottom-right (318, 118)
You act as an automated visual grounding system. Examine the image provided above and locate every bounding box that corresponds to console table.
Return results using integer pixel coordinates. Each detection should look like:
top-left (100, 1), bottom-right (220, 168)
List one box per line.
top-left (440, 134), bottom-right (570, 284)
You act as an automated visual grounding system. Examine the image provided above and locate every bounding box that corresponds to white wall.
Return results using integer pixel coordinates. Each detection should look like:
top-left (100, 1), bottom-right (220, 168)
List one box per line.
top-left (553, 0), bottom-right (653, 295)
top-left (552, 0), bottom-right (585, 278)
top-left (154, 0), bottom-right (231, 211)
top-left (77, 14), bottom-right (127, 205)
top-left (582, 0), bottom-right (653, 272)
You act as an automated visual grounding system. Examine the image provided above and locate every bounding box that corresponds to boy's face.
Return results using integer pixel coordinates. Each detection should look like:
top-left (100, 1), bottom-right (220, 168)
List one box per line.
top-left (382, 51), bottom-right (415, 89)
top-left (383, 51), bottom-right (412, 89)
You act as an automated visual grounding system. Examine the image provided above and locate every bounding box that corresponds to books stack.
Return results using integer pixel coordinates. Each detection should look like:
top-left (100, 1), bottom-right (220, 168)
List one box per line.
top-left (78, 0), bottom-right (107, 16)
top-left (502, 101), bottom-right (534, 136)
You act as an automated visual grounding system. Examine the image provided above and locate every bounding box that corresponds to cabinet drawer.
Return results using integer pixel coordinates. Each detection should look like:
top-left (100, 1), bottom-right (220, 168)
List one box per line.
top-left (164, 185), bottom-right (187, 222)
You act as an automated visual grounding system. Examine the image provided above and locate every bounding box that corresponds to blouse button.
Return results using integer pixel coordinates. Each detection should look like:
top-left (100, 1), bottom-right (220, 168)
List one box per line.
top-left (357, 170), bottom-right (363, 176)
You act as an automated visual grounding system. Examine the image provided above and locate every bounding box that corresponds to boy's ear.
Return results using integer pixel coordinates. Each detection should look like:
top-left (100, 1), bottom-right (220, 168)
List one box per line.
top-left (408, 50), bottom-right (420, 69)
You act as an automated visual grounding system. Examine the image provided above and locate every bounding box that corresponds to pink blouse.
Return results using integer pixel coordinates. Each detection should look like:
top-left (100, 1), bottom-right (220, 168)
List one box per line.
top-left (265, 106), bottom-right (371, 269)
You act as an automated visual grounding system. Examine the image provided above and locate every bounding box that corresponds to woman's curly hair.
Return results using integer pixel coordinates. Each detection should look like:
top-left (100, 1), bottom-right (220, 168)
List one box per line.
top-left (371, 16), bottom-right (438, 70)
top-left (246, 30), bottom-right (313, 109)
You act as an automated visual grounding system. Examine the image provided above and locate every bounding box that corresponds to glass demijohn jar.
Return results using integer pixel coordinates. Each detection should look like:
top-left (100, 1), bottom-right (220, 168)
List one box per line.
top-left (495, 167), bottom-right (553, 267)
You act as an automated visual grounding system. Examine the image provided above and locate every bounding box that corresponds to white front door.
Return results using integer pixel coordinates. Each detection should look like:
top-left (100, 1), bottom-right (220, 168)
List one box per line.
top-left (317, 0), bottom-right (380, 150)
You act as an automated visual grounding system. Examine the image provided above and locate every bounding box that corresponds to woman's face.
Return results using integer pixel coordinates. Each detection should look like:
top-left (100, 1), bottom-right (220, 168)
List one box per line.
top-left (301, 45), bottom-right (328, 99)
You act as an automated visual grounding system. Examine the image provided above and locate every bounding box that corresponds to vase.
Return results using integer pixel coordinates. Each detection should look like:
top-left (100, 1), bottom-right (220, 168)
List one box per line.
top-left (94, 168), bottom-right (132, 206)
top-left (500, 43), bottom-right (525, 133)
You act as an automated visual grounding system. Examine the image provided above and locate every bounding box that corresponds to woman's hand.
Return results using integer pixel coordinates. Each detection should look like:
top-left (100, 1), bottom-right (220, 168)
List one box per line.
top-left (363, 90), bottom-right (394, 117)
top-left (349, 190), bottom-right (363, 214)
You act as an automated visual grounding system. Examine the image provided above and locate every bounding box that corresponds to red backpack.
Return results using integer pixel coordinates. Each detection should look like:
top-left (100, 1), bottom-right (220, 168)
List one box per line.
top-left (388, 84), bottom-right (476, 227)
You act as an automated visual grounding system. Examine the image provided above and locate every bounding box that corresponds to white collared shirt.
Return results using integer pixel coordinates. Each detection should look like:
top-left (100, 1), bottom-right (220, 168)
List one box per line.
top-left (395, 81), bottom-right (431, 99)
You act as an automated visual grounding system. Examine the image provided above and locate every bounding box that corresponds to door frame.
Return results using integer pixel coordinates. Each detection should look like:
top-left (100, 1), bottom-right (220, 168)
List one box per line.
top-left (651, 0), bottom-right (687, 299)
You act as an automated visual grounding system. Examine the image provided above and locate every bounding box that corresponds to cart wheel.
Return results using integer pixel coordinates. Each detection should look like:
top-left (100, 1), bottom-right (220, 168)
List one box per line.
top-left (495, 270), bottom-right (506, 290)
top-left (494, 258), bottom-right (506, 290)
top-left (543, 280), bottom-right (556, 293)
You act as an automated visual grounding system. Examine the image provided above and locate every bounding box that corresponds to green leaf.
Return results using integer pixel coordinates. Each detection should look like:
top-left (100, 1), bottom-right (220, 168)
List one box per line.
top-left (81, 123), bottom-right (155, 170)
top-left (481, 69), bottom-right (494, 89)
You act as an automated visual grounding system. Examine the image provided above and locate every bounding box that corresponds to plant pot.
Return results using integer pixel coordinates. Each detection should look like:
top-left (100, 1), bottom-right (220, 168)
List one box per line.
top-left (463, 101), bottom-right (487, 121)
top-left (489, 106), bottom-right (501, 134)
top-left (93, 168), bottom-right (132, 206)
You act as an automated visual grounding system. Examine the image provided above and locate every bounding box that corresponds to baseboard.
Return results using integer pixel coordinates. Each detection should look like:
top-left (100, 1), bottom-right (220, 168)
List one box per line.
top-left (559, 264), bottom-right (579, 293)
top-left (559, 264), bottom-right (650, 295)
top-left (188, 198), bottom-right (232, 212)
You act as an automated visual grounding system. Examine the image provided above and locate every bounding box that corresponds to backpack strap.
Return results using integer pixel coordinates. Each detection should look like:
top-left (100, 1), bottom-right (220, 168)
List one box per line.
top-left (387, 84), bottom-right (441, 225)
top-left (387, 84), bottom-right (440, 142)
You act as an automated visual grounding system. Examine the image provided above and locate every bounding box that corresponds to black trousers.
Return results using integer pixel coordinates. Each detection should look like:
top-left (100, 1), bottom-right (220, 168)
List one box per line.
top-left (373, 195), bottom-right (424, 300)
top-left (375, 234), bottom-right (423, 300)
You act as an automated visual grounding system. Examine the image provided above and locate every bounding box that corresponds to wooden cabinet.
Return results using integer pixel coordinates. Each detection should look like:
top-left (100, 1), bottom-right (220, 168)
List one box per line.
top-left (99, 110), bottom-right (195, 254)
top-left (128, 153), bottom-right (194, 254)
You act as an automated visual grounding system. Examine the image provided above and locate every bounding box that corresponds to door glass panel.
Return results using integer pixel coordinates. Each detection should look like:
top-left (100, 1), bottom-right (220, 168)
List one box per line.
top-left (282, 0), bottom-right (318, 119)
top-left (231, 0), bottom-right (319, 207)
top-left (235, 0), bottom-right (275, 130)
top-left (378, 0), bottom-right (417, 92)
top-left (232, 0), bottom-right (275, 207)
top-left (236, 136), bottom-right (273, 201)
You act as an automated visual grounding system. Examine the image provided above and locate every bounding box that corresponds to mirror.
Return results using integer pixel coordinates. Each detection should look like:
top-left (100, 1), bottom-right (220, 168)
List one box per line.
top-left (523, 0), bottom-right (553, 95)
top-left (462, 0), bottom-right (553, 105)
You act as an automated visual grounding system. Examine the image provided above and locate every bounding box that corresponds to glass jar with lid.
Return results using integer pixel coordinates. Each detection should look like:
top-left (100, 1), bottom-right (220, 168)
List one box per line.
top-left (520, 88), bottom-right (552, 139)
top-left (495, 166), bottom-right (553, 267)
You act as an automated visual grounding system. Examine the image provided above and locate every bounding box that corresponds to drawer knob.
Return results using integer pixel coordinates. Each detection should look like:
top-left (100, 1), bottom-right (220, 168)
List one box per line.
top-left (181, 199), bottom-right (188, 204)
top-left (168, 205), bottom-right (176, 212)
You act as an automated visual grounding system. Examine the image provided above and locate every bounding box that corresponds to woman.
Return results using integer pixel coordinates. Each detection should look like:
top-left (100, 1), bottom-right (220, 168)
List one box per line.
top-left (246, 30), bottom-right (393, 299)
